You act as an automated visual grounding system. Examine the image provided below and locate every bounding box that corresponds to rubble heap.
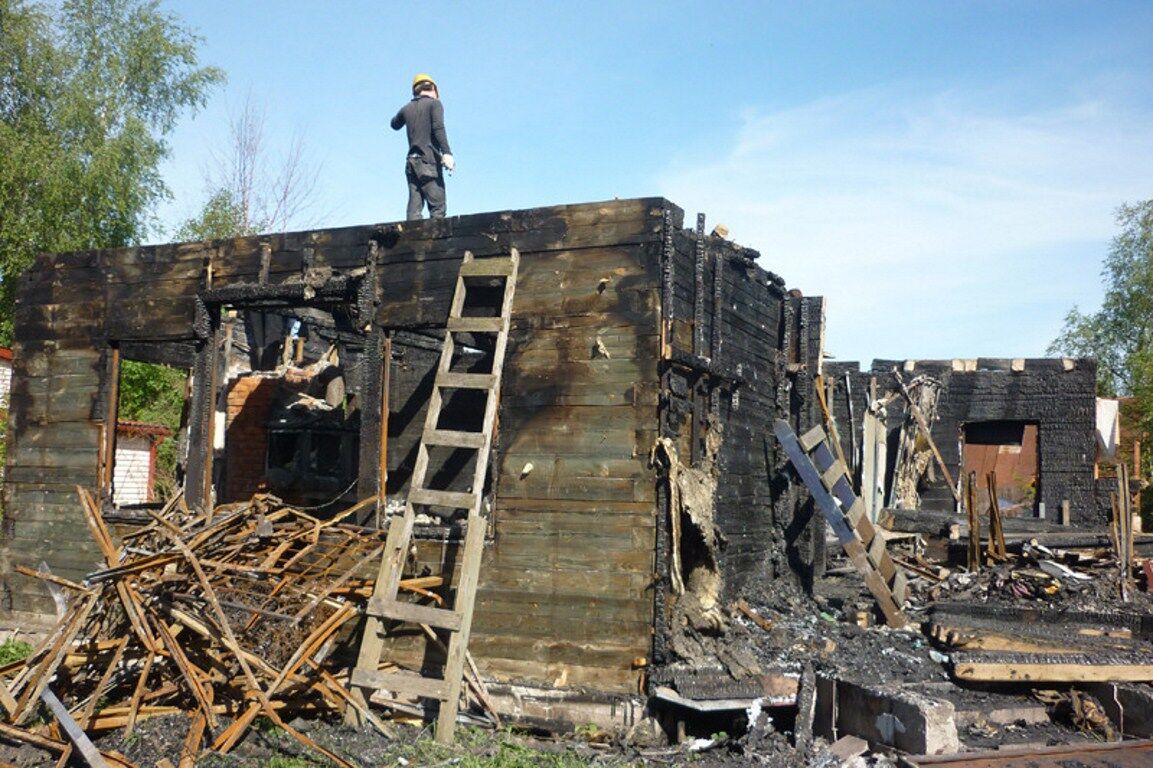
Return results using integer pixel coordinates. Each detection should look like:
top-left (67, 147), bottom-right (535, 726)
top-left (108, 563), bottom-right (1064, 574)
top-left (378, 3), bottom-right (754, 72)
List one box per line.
top-left (0, 490), bottom-right (412, 767)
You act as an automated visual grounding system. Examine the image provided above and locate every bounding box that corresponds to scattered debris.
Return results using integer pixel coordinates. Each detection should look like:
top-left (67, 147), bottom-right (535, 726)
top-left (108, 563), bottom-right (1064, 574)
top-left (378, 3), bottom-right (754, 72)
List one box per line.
top-left (0, 489), bottom-right (466, 767)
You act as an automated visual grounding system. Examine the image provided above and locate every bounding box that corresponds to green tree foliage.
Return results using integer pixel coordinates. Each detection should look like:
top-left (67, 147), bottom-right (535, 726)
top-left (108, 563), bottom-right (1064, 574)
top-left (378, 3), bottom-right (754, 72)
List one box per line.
top-left (118, 359), bottom-right (187, 499)
top-left (1049, 200), bottom-right (1153, 471)
top-left (0, 0), bottom-right (223, 343)
top-left (173, 188), bottom-right (244, 241)
top-left (118, 359), bottom-right (187, 427)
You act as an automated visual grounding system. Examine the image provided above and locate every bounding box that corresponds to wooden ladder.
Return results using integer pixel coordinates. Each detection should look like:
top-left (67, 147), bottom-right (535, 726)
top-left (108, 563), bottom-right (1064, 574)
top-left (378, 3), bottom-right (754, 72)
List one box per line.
top-left (348, 249), bottom-right (519, 742)
top-left (773, 419), bottom-right (909, 628)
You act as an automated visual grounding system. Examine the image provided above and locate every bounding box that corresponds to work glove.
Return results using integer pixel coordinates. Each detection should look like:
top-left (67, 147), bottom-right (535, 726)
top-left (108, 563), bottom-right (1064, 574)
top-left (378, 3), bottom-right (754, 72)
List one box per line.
top-left (442, 153), bottom-right (455, 173)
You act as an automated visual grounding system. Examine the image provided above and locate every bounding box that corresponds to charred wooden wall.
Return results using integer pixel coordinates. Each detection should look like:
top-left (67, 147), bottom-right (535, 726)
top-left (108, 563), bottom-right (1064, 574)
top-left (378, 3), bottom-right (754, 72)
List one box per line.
top-left (826, 358), bottom-right (1099, 526)
top-left (1, 196), bottom-right (816, 697)
top-left (653, 213), bottom-right (826, 656)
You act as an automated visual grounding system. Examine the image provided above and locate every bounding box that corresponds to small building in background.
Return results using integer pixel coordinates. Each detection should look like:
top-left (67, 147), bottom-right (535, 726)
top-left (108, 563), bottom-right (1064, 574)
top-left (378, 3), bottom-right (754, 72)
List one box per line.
top-left (0, 347), bottom-right (12, 408)
top-left (113, 421), bottom-right (172, 506)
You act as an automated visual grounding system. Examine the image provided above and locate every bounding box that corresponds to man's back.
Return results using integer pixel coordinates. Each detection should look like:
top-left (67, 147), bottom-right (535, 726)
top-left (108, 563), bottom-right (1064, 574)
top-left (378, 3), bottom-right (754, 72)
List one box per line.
top-left (391, 95), bottom-right (450, 163)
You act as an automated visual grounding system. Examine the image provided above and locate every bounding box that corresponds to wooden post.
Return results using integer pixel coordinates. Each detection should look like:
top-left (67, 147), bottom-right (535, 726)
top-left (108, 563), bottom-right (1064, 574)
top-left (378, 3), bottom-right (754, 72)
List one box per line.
top-left (376, 332), bottom-right (392, 528)
top-left (966, 472), bottom-right (980, 572)
top-left (99, 346), bottom-right (121, 499)
top-left (985, 471), bottom-right (1006, 561)
top-left (1134, 440), bottom-right (1143, 533)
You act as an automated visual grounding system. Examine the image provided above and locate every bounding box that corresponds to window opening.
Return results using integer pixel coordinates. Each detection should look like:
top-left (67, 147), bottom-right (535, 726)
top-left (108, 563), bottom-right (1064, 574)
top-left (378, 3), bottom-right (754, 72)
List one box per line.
top-left (110, 354), bottom-right (191, 511)
top-left (217, 303), bottom-right (364, 515)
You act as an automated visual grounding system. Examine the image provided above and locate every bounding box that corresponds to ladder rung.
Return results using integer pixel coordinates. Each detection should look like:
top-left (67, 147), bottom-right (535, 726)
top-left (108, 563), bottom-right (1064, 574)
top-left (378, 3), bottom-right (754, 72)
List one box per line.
top-left (846, 499), bottom-right (866, 527)
top-left (446, 316), bottom-right (504, 333)
top-left (436, 372), bottom-right (497, 390)
top-left (821, 461), bottom-right (846, 490)
top-left (867, 532), bottom-right (887, 567)
top-left (799, 425), bottom-right (827, 452)
top-left (409, 487), bottom-right (477, 510)
top-left (367, 597), bottom-right (463, 631)
top-left (459, 257), bottom-right (515, 277)
top-left (891, 570), bottom-right (909, 606)
top-left (350, 668), bottom-right (448, 701)
top-left (423, 428), bottom-right (486, 449)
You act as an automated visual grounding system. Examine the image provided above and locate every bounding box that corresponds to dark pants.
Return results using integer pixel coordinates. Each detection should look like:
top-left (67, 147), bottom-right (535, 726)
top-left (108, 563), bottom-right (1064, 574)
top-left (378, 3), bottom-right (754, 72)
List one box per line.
top-left (405, 155), bottom-right (446, 220)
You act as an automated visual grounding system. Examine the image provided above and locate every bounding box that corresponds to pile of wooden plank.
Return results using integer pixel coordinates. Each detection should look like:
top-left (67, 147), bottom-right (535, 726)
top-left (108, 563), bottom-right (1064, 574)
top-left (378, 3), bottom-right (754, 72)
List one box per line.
top-left (0, 489), bottom-right (407, 767)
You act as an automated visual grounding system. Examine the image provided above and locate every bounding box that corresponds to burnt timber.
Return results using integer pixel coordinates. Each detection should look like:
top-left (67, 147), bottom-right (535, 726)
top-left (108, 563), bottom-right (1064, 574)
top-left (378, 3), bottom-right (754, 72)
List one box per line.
top-left (0, 198), bottom-right (825, 715)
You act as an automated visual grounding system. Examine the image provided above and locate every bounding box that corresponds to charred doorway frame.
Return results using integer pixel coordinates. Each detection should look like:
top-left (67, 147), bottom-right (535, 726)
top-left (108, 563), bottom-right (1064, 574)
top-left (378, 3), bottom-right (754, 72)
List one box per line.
top-left (185, 240), bottom-right (377, 511)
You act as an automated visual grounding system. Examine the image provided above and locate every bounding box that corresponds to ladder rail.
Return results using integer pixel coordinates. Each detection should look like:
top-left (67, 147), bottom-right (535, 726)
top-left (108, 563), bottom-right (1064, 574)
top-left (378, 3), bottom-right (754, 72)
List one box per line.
top-left (348, 248), bottom-right (519, 742)
top-left (774, 419), bottom-right (909, 628)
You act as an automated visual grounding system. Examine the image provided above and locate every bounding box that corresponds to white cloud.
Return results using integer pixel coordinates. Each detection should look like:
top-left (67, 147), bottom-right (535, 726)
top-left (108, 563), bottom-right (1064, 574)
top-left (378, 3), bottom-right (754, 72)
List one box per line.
top-left (657, 84), bottom-right (1153, 363)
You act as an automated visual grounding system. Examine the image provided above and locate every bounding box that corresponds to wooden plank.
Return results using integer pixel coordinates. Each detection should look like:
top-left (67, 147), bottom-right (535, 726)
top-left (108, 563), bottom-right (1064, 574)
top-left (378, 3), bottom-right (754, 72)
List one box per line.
top-left (349, 668), bottom-right (448, 700)
top-left (478, 565), bottom-right (653, 595)
top-left (422, 427), bottom-right (485, 449)
top-left (446, 316), bottom-right (504, 333)
top-left (952, 653), bottom-right (1153, 683)
top-left (366, 598), bottom-right (462, 631)
top-left (495, 504), bottom-right (654, 531)
top-left (497, 473), bottom-right (654, 503)
top-left (436, 371), bottom-right (496, 390)
top-left (408, 488), bottom-right (476, 510)
top-left (799, 425), bottom-right (827, 452)
top-left (497, 498), bottom-right (651, 514)
top-left (469, 610), bottom-right (652, 645)
top-left (467, 635), bottom-right (648, 669)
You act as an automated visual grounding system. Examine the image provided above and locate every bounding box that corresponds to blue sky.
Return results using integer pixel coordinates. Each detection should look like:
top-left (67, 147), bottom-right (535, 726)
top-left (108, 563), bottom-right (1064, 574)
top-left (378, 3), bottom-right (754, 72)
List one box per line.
top-left (155, 1), bottom-right (1153, 364)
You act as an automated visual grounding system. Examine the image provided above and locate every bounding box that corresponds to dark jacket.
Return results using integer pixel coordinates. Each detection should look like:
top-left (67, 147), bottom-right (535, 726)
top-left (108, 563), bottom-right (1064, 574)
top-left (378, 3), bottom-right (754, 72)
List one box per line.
top-left (390, 95), bottom-right (451, 163)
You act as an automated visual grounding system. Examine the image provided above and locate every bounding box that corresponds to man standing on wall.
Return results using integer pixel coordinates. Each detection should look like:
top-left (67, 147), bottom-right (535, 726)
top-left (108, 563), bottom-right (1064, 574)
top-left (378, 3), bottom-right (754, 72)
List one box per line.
top-left (391, 73), bottom-right (454, 220)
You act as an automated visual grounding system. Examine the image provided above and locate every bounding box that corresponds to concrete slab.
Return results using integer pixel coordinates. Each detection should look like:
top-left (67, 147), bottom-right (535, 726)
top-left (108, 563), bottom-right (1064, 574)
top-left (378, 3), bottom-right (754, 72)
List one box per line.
top-left (816, 674), bottom-right (960, 755)
top-left (1086, 682), bottom-right (1153, 738)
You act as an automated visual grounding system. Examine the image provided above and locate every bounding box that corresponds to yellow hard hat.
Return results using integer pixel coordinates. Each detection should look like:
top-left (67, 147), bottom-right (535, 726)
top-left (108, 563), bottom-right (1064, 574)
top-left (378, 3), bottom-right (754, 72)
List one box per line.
top-left (412, 73), bottom-right (436, 90)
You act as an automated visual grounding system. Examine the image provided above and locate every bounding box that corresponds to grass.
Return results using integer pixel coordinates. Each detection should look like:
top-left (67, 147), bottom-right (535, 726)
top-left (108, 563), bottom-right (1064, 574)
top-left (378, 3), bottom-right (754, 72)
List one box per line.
top-left (384, 727), bottom-right (644, 768)
top-left (0, 638), bottom-right (33, 665)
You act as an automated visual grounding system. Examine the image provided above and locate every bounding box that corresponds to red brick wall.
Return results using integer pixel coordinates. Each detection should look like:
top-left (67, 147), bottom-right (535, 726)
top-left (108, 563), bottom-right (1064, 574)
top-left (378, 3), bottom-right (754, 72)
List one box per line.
top-left (223, 376), bottom-right (277, 502)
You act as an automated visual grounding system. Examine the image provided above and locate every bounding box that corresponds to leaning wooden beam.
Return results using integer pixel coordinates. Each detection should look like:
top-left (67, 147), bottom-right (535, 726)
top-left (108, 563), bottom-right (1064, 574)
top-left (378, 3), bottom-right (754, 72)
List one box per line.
top-left (892, 370), bottom-right (961, 504)
top-left (40, 687), bottom-right (110, 768)
top-left (123, 652), bottom-right (156, 736)
top-left (0, 721), bottom-right (134, 768)
top-left (74, 636), bottom-right (130, 732)
top-left (210, 703), bottom-right (260, 754)
top-left (814, 375), bottom-right (849, 476)
top-left (78, 487), bottom-right (159, 652)
top-left (11, 593), bottom-right (97, 724)
top-left (148, 511), bottom-right (354, 768)
top-left (178, 712), bottom-right (207, 768)
top-left (146, 611), bottom-right (217, 729)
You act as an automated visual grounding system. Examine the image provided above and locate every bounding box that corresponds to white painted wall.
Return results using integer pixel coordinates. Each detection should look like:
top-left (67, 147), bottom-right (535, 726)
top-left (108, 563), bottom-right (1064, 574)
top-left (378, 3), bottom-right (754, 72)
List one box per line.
top-left (113, 435), bottom-right (153, 506)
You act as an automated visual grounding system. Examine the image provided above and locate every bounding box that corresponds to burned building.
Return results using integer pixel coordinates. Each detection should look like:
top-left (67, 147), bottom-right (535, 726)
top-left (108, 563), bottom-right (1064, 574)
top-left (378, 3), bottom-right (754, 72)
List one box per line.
top-left (824, 358), bottom-right (1100, 527)
top-left (0, 198), bottom-right (827, 726)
